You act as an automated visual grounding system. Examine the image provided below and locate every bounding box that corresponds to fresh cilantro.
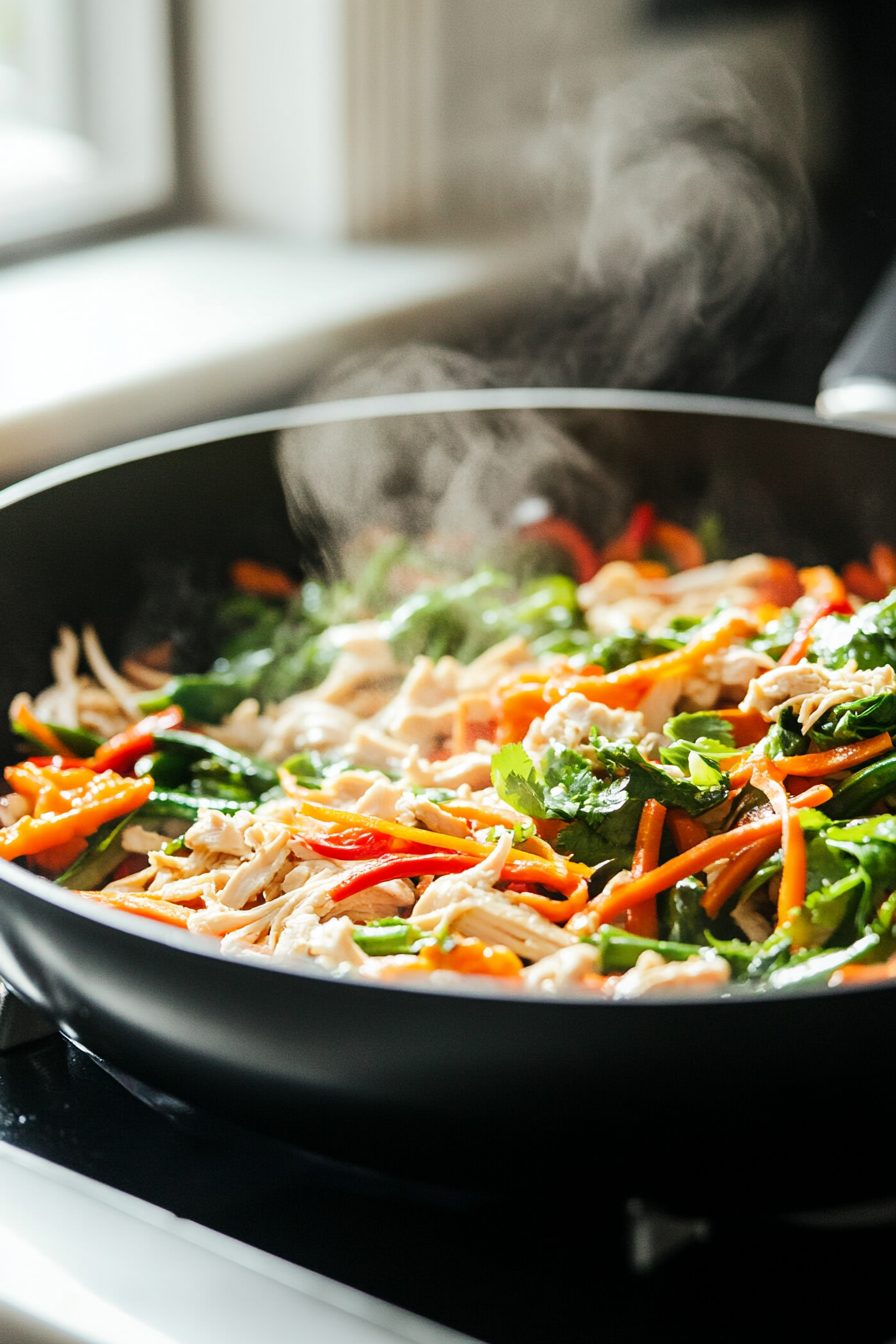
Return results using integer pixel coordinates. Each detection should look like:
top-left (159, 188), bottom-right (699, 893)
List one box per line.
top-left (591, 734), bottom-right (728, 816)
top-left (589, 628), bottom-right (682, 674)
top-left (490, 743), bottom-right (549, 818)
top-left (665, 712), bottom-right (735, 749)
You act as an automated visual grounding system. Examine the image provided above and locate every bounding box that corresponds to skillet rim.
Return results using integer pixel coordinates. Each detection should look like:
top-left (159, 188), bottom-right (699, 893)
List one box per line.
top-left (2, 385), bottom-right (895, 1011)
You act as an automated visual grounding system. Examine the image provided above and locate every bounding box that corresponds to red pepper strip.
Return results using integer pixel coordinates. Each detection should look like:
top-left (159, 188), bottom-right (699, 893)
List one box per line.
top-left (602, 502), bottom-right (657, 564)
top-left (304, 828), bottom-right (394, 860)
top-left (328, 851), bottom-right (583, 905)
top-left (92, 704), bottom-right (184, 774)
top-left (518, 517), bottom-right (602, 584)
top-left (751, 763), bottom-right (807, 928)
top-left (778, 599), bottom-right (847, 667)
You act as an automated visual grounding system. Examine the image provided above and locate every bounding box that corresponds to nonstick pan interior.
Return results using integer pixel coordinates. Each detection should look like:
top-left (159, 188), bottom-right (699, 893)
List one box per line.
top-left (0, 390), bottom-right (894, 1209)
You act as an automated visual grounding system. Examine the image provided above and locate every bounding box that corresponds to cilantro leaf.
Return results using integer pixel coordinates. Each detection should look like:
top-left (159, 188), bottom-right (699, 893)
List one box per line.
top-left (591, 734), bottom-right (728, 816)
top-left (665, 711), bottom-right (735, 749)
top-left (490, 743), bottom-right (549, 818)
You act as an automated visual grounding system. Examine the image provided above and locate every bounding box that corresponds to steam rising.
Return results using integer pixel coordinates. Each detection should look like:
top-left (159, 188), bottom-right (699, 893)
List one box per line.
top-left (280, 50), bottom-right (819, 568)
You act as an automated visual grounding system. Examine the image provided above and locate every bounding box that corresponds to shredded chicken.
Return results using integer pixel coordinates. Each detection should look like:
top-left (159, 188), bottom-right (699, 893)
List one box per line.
top-left (611, 949), bottom-right (731, 999)
top-left (741, 658), bottom-right (896, 733)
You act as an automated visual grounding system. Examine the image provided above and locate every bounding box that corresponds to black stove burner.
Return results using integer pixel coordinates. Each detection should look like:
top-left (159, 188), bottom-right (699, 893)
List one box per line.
top-left (2, 1027), bottom-right (896, 1343)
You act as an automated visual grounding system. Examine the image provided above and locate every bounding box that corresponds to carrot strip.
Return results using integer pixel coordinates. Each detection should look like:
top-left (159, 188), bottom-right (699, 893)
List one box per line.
top-left (871, 543), bottom-right (896, 592)
top-left (776, 732), bottom-right (892, 777)
top-left (798, 565), bottom-right (851, 610)
top-left (511, 880), bottom-right (590, 924)
top-left (626, 799), bottom-right (666, 936)
top-left (13, 704), bottom-right (70, 756)
top-left (829, 959), bottom-right (896, 987)
top-left (751, 763), bottom-right (807, 926)
top-left (544, 613), bottom-right (756, 711)
top-left (229, 559), bottom-right (298, 599)
top-left (75, 890), bottom-right (191, 928)
top-left (587, 816), bottom-right (783, 925)
top-left (667, 808), bottom-right (708, 853)
top-left (700, 833), bottom-right (782, 919)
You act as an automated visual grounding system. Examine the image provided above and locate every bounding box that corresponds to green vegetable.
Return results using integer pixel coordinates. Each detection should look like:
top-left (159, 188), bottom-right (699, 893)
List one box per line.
top-left (823, 751), bottom-right (896, 820)
top-left (154, 730), bottom-right (278, 793)
top-left (352, 918), bottom-right (426, 956)
top-left (749, 608), bottom-right (800, 660)
top-left (592, 735), bottom-right (729, 816)
top-left (280, 752), bottom-right (327, 788)
top-left (589, 628), bottom-right (682, 674)
top-left (55, 811), bottom-right (139, 890)
top-left (140, 790), bottom-right (254, 821)
top-left (665, 712), bottom-right (735, 749)
top-left (586, 925), bottom-right (707, 973)
top-left (762, 705), bottom-right (808, 760)
top-left (658, 875), bottom-right (708, 944)
top-left (809, 692), bottom-right (896, 751)
top-left (765, 932), bottom-right (879, 992)
top-left (140, 648), bottom-right (275, 722)
top-left (490, 743), bottom-right (549, 818)
top-left (11, 720), bottom-right (102, 758)
top-left (810, 591), bottom-right (896, 671)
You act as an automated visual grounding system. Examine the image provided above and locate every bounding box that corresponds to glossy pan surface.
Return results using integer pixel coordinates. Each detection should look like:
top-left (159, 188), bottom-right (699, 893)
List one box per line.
top-left (0, 389), bottom-right (894, 1208)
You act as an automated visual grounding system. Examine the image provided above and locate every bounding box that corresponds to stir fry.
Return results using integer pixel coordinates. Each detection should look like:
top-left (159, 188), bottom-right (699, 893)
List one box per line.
top-left (8, 509), bottom-right (896, 999)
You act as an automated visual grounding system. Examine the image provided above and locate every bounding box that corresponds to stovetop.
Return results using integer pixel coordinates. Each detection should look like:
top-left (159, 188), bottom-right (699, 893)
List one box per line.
top-left (1, 1016), bottom-right (895, 1344)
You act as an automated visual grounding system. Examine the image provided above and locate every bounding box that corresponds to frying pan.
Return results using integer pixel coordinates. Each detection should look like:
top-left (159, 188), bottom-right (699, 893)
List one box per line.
top-left (1, 388), bottom-right (894, 1213)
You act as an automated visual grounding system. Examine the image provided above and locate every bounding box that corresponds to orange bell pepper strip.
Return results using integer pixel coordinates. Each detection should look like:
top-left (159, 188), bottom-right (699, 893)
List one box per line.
top-left (700, 832), bottom-right (782, 919)
top-left (494, 678), bottom-right (551, 746)
top-left (798, 565), bottom-right (851, 611)
top-left (625, 799), bottom-right (666, 937)
top-left (773, 732), bottom-right (893, 778)
top-left (545, 613), bottom-right (756, 711)
top-left (0, 770), bottom-right (153, 860)
top-left (417, 937), bottom-right (523, 978)
top-left (74, 889), bottom-right (191, 928)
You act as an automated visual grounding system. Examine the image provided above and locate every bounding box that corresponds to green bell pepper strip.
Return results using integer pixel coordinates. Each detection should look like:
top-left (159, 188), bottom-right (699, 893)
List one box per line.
top-left (139, 790), bottom-right (255, 821)
top-left (55, 811), bottom-right (139, 890)
top-left (587, 926), bottom-right (707, 974)
top-left (823, 751), bottom-right (896, 820)
top-left (352, 919), bottom-right (426, 956)
top-left (765, 931), bottom-right (880, 992)
top-left (152, 730), bottom-right (278, 791)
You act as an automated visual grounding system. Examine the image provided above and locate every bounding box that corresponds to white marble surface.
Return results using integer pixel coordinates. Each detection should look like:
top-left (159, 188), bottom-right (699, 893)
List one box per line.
top-left (0, 1141), bottom-right (476, 1344)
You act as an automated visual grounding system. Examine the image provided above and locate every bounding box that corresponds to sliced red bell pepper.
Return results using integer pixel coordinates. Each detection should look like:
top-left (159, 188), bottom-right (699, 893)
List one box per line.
top-left (92, 705), bottom-right (184, 774)
top-left (328, 849), bottom-right (582, 904)
top-left (305, 828), bottom-right (393, 860)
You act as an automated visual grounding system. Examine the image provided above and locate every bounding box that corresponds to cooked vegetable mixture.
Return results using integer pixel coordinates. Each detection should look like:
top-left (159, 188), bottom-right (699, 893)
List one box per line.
top-left (9, 512), bottom-right (896, 999)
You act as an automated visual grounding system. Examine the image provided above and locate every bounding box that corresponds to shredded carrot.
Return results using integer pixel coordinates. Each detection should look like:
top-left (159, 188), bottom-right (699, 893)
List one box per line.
top-left (871, 543), bottom-right (896, 593)
top-left (751, 763), bottom-right (806, 927)
top-left (776, 732), bottom-right (892, 777)
top-left (76, 889), bottom-right (191, 928)
top-left (229, 559), bottom-right (298, 599)
top-left (13, 703), bottom-right (70, 756)
top-left (666, 808), bottom-right (708, 853)
top-left (842, 561), bottom-right (887, 603)
top-left (585, 816), bottom-right (784, 926)
top-left (543, 613), bottom-right (756, 712)
top-left (625, 799), bottom-right (666, 936)
top-left (829, 958), bottom-right (896, 987)
top-left (700, 833), bottom-right (782, 919)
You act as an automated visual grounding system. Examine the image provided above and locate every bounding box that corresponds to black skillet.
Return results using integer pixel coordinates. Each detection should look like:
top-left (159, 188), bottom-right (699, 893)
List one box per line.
top-left (0, 389), bottom-right (893, 1212)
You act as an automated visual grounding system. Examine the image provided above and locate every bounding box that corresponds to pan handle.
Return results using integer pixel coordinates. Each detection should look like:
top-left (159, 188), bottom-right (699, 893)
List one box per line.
top-left (817, 255), bottom-right (896, 427)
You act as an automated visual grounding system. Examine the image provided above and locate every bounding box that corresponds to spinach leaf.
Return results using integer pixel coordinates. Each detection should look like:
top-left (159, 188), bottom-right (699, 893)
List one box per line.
top-left (762, 704), bottom-right (808, 759)
top-left (810, 592), bottom-right (896, 672)
top-left (809, 692), bottom-right (896, 751)
top-left (589, 628), bottom-right (682, 674)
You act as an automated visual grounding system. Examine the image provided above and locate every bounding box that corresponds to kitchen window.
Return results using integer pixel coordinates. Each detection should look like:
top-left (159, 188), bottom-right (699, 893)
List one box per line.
top-left (0, 0), bottom-right (174, 252)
